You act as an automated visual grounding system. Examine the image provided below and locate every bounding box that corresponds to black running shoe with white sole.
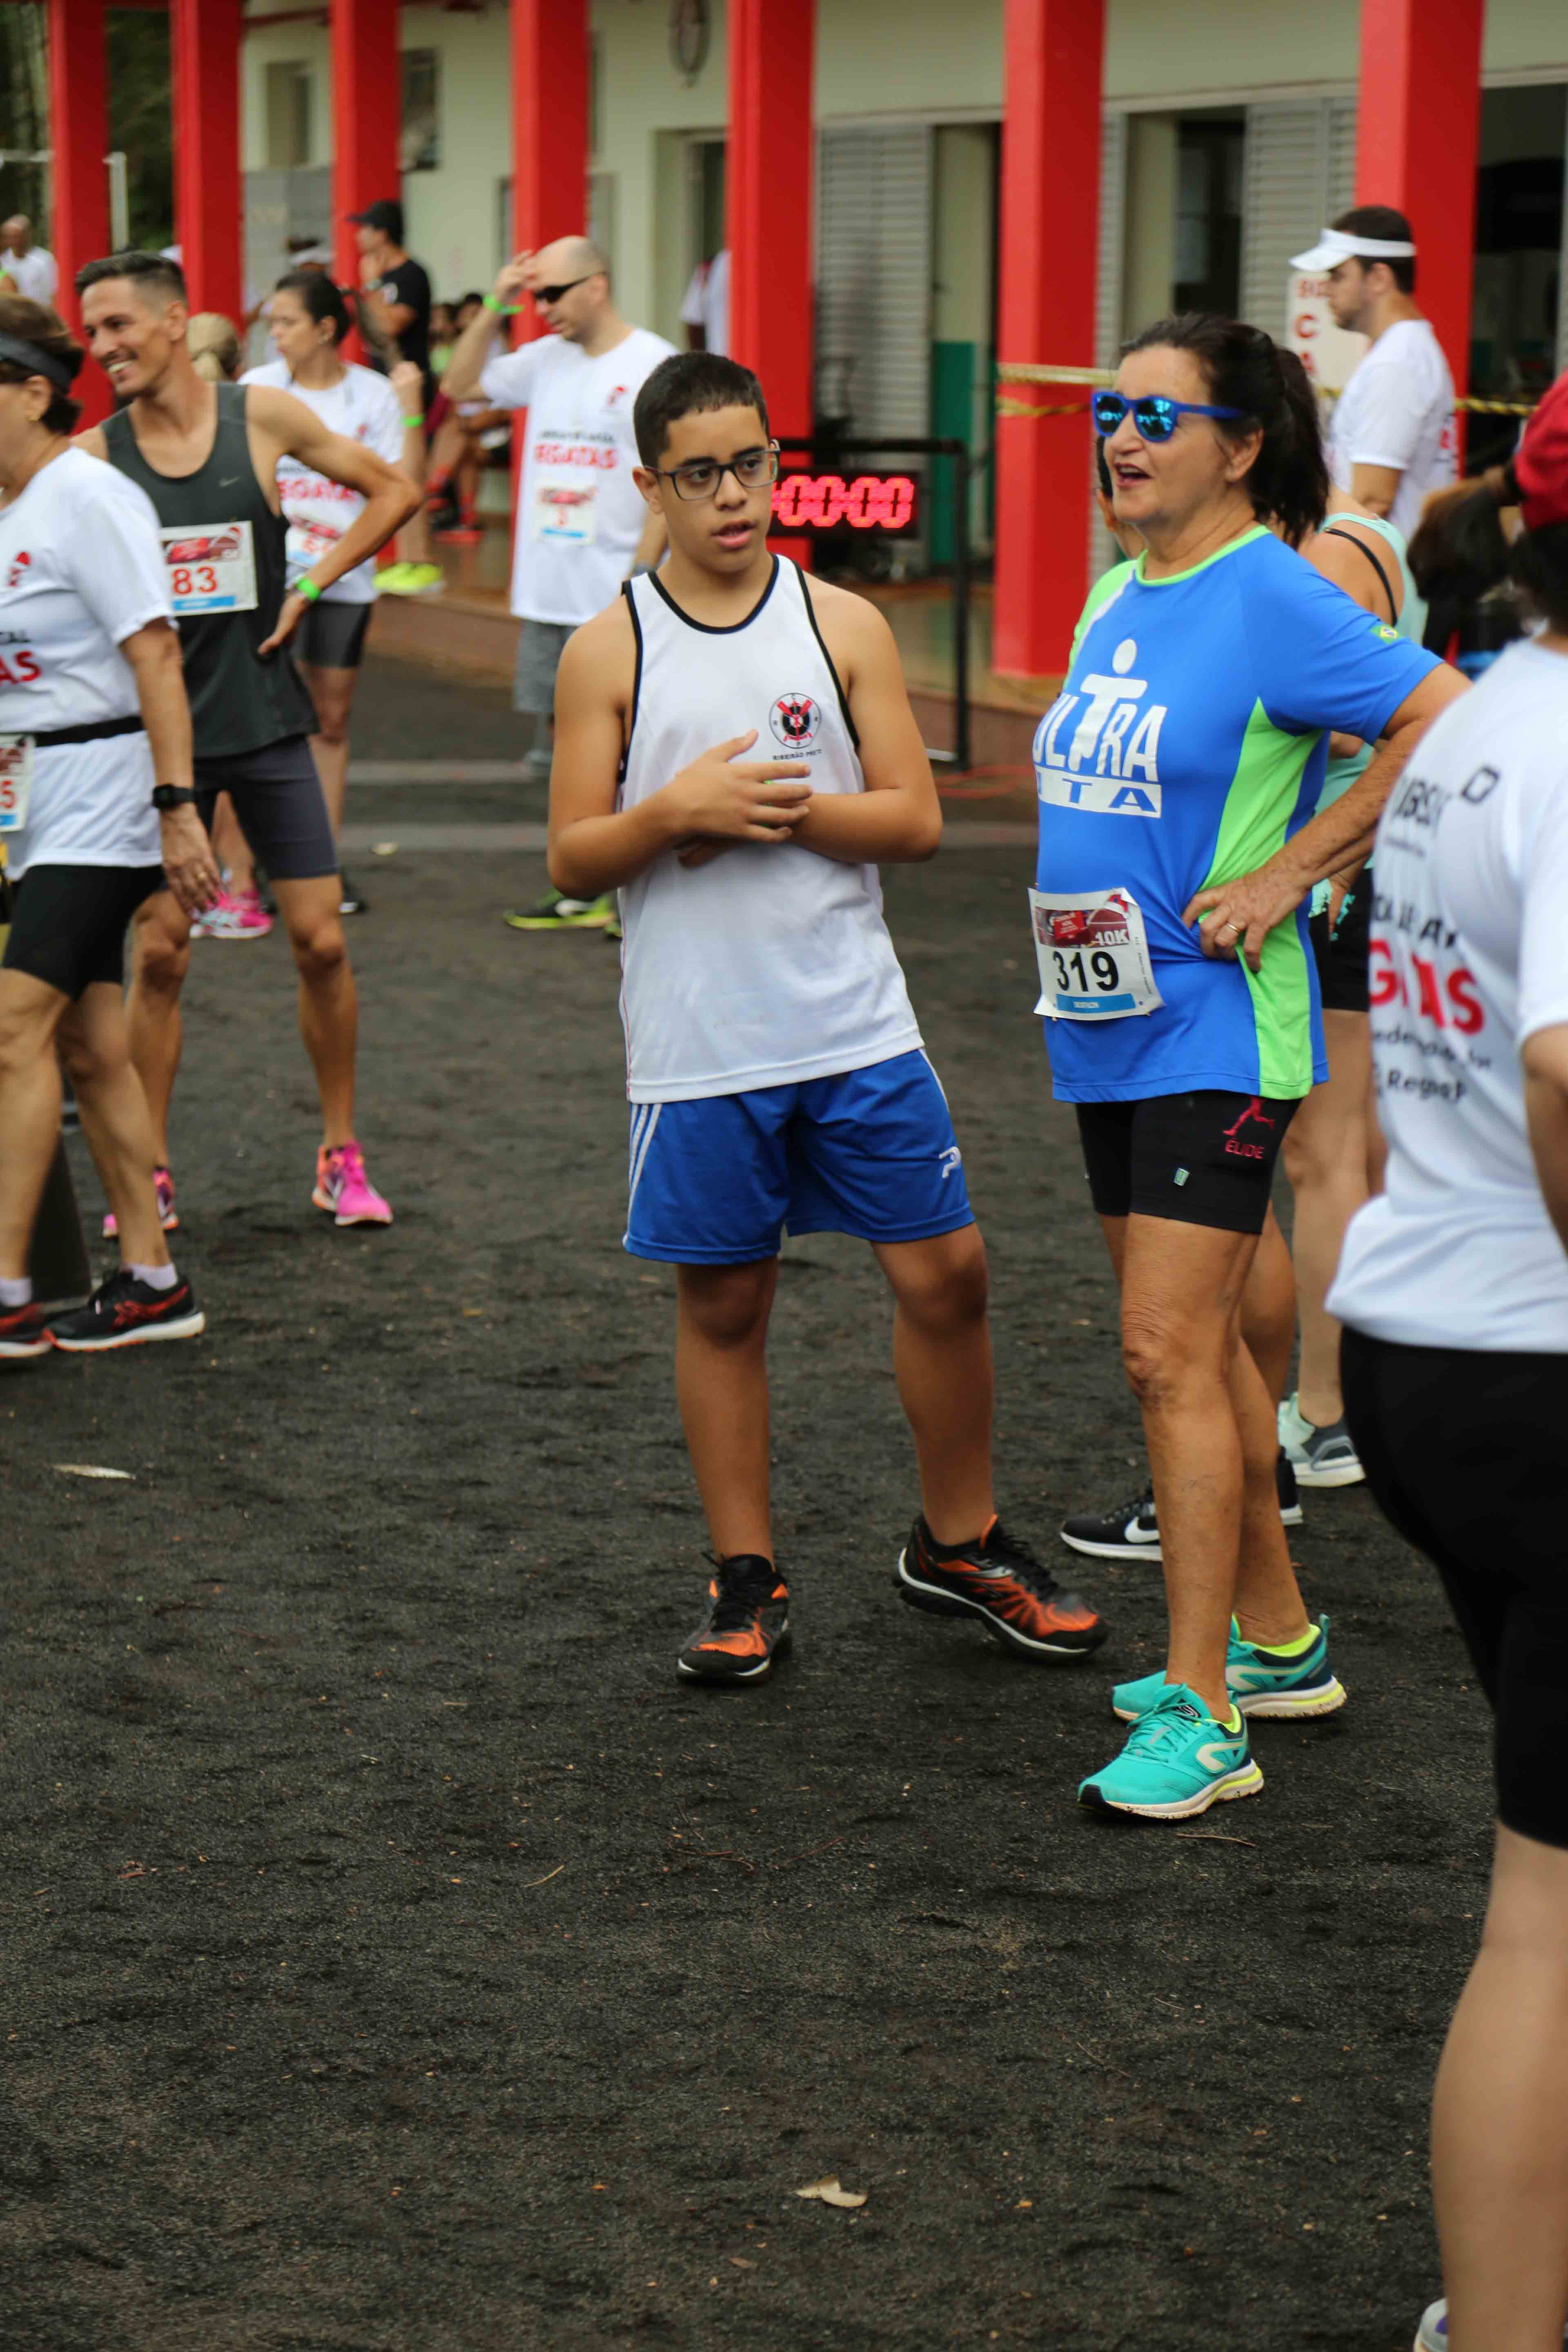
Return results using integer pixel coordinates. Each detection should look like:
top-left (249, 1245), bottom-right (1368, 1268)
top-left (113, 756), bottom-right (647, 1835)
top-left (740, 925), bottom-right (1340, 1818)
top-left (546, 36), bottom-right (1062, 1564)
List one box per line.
top-left (47, 1269), bottom-right (205, 1353)
top-left (676, 1555), bottom-right (791, 1683)
top-left (1061, 1451), bottom-right (1303, 1563)
top-left (896, 1515), bottom-right (1107, 1658)
top-left (0, 1299), bottom-right (53, 1360)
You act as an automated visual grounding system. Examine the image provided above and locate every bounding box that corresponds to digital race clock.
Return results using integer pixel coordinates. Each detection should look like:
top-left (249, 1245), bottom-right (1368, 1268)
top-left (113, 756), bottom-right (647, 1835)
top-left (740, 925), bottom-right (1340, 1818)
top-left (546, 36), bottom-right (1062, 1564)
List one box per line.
top-left (770, 471), bottom-right (920, 533)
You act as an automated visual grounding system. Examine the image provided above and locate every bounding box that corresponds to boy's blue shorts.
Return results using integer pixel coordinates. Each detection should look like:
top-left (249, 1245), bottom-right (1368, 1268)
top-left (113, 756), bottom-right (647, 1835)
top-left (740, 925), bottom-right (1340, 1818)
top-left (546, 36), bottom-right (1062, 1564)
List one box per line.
top-left (624, 1049), bottom-right (975, 1266)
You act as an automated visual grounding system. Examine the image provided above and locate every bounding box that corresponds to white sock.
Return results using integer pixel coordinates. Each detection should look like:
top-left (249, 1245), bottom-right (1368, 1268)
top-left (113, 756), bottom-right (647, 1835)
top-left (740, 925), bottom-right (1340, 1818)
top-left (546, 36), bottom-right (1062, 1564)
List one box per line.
top-left (128, 1261), bottom-right (178, 1291)
top-left (0, 1273), bottom-right (33, 1308)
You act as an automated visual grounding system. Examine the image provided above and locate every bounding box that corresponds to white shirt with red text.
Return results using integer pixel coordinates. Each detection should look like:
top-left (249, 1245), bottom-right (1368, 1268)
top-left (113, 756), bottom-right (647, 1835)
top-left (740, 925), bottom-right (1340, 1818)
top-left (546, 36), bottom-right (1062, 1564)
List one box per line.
top-left (1330, 639), bottom-right (1568, 1350)
top-left (241, 359), bottom-right (405, 604)
top-left (0, 445), bottom-right (168, 875)
top-left (479, 326), bottom-right (675, 625)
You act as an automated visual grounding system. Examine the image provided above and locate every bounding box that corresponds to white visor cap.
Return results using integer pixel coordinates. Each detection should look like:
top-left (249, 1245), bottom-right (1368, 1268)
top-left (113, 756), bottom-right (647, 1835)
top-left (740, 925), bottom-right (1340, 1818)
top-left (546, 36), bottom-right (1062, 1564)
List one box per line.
top-left (1291, 226), bottom-right (1416, 273)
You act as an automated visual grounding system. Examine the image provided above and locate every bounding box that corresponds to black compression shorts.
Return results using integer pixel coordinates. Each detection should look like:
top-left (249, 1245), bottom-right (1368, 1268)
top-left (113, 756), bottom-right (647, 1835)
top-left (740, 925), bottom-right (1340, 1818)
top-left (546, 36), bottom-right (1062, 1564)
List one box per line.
top-left (1309, 866), bottom-right (1371, 1016)
top-left (294, 599), bottom-right (373, 670)
top-left (194, 734), bottom-right (338, 882)
top-left (1076, 1089), bottom-right (1301, 1235)
top-left (1342, 1328), bottom-right (1568, 1850)
top-left (2, 862), bottom-right (165, 999)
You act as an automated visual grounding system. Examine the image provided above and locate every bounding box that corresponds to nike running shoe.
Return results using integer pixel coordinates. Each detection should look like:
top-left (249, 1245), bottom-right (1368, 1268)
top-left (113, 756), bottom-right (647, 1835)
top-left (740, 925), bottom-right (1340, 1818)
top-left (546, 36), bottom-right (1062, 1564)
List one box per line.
top-left (312, 1140), bottom-right (393, 1227)
top-left (0, 1299), bottom-right (53, 1360)
top-left (604, 912), bottom-right (623, 944)
top-left (895, 1515), bottom-right (1107, 1659)
top-left (1079, 1684), bottom-right (1263, 1820)
top-left (191, 887), bottom-right (272, 941)
top-left (1414, 2299), bottom-right (1568, 2350)
top-left (338, 870), bottom-right (369, 918)
top-left (1060, 1451), bottom-right (1303, 1563)
top-left (503, 887), bottom-right (617, 932)
top-left (47, 1268), bottom-right (205, 1352)
top-left (677, 1555), bottom-right (791, 1683)
top-left (102, 1165), bottom-right (178, 1242)
top-left (1113, 1614), bottom-right (1345, 1723)
top-left (377, 561), bottom-right (445, 597)
top-left (1278, 1392), bottom-right (1365, 1487)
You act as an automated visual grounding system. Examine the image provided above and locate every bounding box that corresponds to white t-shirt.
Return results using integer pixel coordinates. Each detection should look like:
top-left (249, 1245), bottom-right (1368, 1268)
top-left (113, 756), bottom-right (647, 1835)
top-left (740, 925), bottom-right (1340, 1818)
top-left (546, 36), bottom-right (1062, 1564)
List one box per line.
top-left (1328, 318), bottom-right (1456, 542)
top-left (0, 447), bottom-right (169, 876)
top-left (4, 247), bottom-right (57, 306)
top-left (240, 359), bottom-right (405, 604)
top-left (479, 325), bottom-right (676, 625)
top-left (1329, 638), bottom-right (1568, 1352)
top-left (679, 250), bottom-right (730, 359)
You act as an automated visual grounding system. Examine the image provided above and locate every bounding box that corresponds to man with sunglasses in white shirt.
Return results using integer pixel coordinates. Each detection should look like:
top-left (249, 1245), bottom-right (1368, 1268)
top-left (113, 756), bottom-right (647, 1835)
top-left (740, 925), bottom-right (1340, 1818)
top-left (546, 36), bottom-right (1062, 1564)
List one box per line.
top-left (442, 237), bottom-right (674, 930)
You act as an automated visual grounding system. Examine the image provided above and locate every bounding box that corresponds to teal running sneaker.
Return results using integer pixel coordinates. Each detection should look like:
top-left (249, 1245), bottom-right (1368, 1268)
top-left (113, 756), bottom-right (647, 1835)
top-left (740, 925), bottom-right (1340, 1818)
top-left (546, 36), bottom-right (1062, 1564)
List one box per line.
top-left (1079, 1684), bottom-right (1263, 1820)
top-left (1113, 1615), bottom-right (1346, 1723)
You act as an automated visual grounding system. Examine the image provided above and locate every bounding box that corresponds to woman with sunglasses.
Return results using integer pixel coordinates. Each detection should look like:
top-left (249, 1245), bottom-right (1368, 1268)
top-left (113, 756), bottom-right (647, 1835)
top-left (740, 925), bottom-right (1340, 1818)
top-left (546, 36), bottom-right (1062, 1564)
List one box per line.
top-left (1041, 314), bottom-right (1464, 1820)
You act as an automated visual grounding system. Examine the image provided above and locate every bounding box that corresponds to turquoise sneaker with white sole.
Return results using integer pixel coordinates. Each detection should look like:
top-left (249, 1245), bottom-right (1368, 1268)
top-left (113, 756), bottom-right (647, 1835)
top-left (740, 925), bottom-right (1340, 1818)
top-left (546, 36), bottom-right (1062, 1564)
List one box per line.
top-left (1113, 1615), bottom-right (1346, 1723)
top-left (1079, 1684), bottom-right (1263, 1820)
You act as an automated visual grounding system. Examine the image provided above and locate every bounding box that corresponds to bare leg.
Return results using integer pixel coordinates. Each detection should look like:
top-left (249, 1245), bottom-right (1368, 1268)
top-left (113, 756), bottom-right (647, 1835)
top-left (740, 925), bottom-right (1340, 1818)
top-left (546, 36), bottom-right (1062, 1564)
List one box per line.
top-left (1119, 1214), bottom-right (1304, 1718)
top-left (124, 888), bottom-right (192, 1170)
top-left (0, 969), bottom-right (67, 1280)
top-left (1280, 1007), bottom-right (1372, 1426)
top-left (209, 793), bottom-right (256, 897)
top-left (1228, 1321), bottom-right (1311, 1648)
top-left (57, 984), bottom-right (169, 1270)
top-left (1434, 1823), bottom-right (1568, 2352)
top-left (271, 875), bottom-right (356, 1147)
top-left (297, 662), bottom-right (357, 840)
top-left (1240, 1204), bottom-right (1296, 1410)
top-left (675, 1258), bottom-right (777, 1561)
top-left (874, 1225), bottom-right (993, 1545)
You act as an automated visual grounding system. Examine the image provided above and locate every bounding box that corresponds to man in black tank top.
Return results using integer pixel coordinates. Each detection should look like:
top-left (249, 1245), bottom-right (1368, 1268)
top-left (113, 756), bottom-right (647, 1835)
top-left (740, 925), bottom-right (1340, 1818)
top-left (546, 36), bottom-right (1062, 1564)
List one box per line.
top-left (75, 251), bottom-right (417, 1229)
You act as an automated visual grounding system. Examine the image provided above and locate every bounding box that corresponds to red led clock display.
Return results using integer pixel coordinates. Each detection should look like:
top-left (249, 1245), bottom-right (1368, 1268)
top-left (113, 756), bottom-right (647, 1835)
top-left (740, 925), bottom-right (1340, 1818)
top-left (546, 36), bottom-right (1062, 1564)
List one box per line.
top-left (771, 472), bottom-right (920, 532)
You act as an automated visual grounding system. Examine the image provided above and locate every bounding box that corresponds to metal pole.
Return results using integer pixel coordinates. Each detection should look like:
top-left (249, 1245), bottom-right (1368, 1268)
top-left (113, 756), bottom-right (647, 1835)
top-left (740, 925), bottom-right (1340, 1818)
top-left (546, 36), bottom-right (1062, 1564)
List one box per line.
top-left (105, 151), bottom-right (128, 251)
top-left (953, 443), bottom-right (971, 776)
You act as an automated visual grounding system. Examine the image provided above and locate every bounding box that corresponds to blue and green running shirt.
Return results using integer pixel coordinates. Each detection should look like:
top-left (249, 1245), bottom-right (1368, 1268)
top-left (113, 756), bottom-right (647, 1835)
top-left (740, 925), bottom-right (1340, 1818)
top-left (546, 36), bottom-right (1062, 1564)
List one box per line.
top-left (1034, 525), bottom-right (1439, 1103)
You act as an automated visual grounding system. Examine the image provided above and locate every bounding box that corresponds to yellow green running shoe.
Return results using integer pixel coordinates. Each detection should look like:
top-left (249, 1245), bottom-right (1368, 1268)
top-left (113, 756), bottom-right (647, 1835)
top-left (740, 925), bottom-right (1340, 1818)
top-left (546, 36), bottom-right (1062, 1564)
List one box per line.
top-left (502, 887), bottom-right (617, 932)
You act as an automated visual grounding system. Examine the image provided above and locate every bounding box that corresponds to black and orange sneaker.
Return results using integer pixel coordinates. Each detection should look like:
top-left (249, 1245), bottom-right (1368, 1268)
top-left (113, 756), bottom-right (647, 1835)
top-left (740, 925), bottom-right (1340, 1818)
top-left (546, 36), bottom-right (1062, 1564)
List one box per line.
top-left (676, 1555), bottom-right (791, 1684)
top-left (895, 1515), bottom-right (1107, 1660)
top-left (0, 1298), bottom-right (53, 1361)
top-left (46, 1268), bottom-right (205, 1354)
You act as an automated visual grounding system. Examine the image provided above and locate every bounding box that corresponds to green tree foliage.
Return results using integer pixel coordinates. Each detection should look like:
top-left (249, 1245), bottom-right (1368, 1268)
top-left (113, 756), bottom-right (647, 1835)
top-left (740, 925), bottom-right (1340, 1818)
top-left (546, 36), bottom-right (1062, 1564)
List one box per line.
top-left (0, 5), bottom-right (172, 257)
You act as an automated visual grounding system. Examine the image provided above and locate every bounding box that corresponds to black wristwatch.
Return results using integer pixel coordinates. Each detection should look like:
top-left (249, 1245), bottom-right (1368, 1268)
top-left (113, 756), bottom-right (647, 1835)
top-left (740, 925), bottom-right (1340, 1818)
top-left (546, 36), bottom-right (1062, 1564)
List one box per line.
top-left (151, 785), bottom-right (197, 811)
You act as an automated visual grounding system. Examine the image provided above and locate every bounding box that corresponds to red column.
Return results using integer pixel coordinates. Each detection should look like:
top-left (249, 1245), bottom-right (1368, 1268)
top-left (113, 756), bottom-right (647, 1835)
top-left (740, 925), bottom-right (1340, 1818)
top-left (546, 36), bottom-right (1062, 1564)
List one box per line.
top-left (992, 0), bottom-right (1105, 680)
top-left (727, 0), bottom-right (815, 448)
top-left (170, 0), bottom-right (244, 323)
top-left (45, 0), bottom-right (111, 421)
top-left (333, 0), bottom-right (403, 349)
top-left (1355, 0), bottom-right (1484, 407)
top-left (509, 0), bottom-right (589, 522)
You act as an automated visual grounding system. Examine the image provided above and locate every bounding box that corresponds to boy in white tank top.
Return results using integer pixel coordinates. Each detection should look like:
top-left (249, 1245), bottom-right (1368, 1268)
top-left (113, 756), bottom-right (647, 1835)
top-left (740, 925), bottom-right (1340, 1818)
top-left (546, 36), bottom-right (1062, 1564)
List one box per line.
top-left (550, 352), bottom-right (1107, 1684)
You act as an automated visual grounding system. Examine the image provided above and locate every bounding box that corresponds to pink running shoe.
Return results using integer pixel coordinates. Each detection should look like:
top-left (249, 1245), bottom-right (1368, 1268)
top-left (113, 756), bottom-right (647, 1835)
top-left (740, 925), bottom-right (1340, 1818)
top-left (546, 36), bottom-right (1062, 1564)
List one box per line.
top-left (192, 887), bottom-right (272, 941)
top-left (312, 1140), bottom-right (393, 1227)
top-left (103, 1163), bottom-right (178, 1241)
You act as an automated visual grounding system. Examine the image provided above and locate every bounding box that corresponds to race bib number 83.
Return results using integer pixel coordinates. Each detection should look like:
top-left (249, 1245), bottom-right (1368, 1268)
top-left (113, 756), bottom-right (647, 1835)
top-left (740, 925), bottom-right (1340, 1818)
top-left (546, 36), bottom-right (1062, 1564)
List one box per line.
top-left (1029, 886), bottom-right (1163, 1021)
top-left (160, 522), bottom-right (258, 614)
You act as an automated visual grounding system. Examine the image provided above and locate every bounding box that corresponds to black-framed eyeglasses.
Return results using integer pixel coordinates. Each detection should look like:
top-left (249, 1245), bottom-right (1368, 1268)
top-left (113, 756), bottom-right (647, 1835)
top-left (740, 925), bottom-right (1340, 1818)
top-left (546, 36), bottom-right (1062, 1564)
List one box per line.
top-left (532, 274), bottom-right (596, 305)
top-left (1091, 391), bottom-right (1244, 442)
top-left (652, 442), bottom-right (781, 501)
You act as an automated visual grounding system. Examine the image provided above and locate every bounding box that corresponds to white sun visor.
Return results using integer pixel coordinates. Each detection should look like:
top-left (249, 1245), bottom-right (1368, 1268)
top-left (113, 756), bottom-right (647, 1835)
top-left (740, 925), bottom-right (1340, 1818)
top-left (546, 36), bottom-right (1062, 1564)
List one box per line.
top-left (1290, 226), bottom-right (1417, 273)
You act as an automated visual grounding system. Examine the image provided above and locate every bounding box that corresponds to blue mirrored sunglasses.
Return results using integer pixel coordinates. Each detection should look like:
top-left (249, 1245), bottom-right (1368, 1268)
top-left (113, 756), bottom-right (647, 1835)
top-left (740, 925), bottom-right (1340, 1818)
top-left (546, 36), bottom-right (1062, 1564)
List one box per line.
top-left (1091, 391), bottom-right (1243, 442)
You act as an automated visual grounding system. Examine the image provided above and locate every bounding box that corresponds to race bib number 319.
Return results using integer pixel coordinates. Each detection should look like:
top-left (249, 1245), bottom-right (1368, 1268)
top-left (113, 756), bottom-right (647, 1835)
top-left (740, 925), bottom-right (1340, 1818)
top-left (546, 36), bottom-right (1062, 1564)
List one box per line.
top-left (1028, 886), bottom-right (1164, 1021)
top-left (160, 521), bottom-right (258, 614)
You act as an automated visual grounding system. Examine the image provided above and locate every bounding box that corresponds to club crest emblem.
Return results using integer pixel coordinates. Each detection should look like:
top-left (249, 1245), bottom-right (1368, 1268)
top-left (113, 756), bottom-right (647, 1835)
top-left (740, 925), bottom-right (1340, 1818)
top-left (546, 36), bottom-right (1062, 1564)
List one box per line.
top-left (770, 692), bottom-right (822, 748)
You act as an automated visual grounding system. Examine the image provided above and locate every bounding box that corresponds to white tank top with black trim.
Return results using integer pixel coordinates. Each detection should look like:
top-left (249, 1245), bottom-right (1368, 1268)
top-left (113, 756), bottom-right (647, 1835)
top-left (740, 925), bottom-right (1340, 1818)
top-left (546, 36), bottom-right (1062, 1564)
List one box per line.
top-left (617, 556), bottom-right (922, 1103)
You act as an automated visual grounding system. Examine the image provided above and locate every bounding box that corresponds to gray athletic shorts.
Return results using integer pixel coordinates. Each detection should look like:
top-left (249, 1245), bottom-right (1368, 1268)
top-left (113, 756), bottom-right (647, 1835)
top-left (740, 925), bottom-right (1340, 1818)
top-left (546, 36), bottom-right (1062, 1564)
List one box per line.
top-left (195, 735), bottom-right (338, 883)
top-left (512, 618), bottom-right (574, 716)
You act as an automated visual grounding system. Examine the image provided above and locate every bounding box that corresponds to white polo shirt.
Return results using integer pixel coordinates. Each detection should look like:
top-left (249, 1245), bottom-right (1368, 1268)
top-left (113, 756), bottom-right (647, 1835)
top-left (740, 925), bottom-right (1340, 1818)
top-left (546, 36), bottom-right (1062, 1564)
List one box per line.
top-left (479, 325), bottom-right (675, 626)
top-left (1327, 319), bottom-right (1456, 542)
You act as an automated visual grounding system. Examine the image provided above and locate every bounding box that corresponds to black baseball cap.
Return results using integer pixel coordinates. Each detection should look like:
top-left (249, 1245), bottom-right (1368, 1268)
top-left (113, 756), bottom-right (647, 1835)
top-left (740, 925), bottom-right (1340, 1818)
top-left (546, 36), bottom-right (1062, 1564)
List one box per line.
top-left (346, 199), bottom-right (403, 242)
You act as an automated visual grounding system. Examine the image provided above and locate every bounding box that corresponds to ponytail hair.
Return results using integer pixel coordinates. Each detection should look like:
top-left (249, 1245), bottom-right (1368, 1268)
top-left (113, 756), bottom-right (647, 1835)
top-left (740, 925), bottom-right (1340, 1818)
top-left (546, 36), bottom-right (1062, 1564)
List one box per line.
top-left (188, 311), bottom-right (242, 384)
top-left (1124, 313), bottom-right (1329, 548)
top-left (274, 268), bottom-right (352, 346)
